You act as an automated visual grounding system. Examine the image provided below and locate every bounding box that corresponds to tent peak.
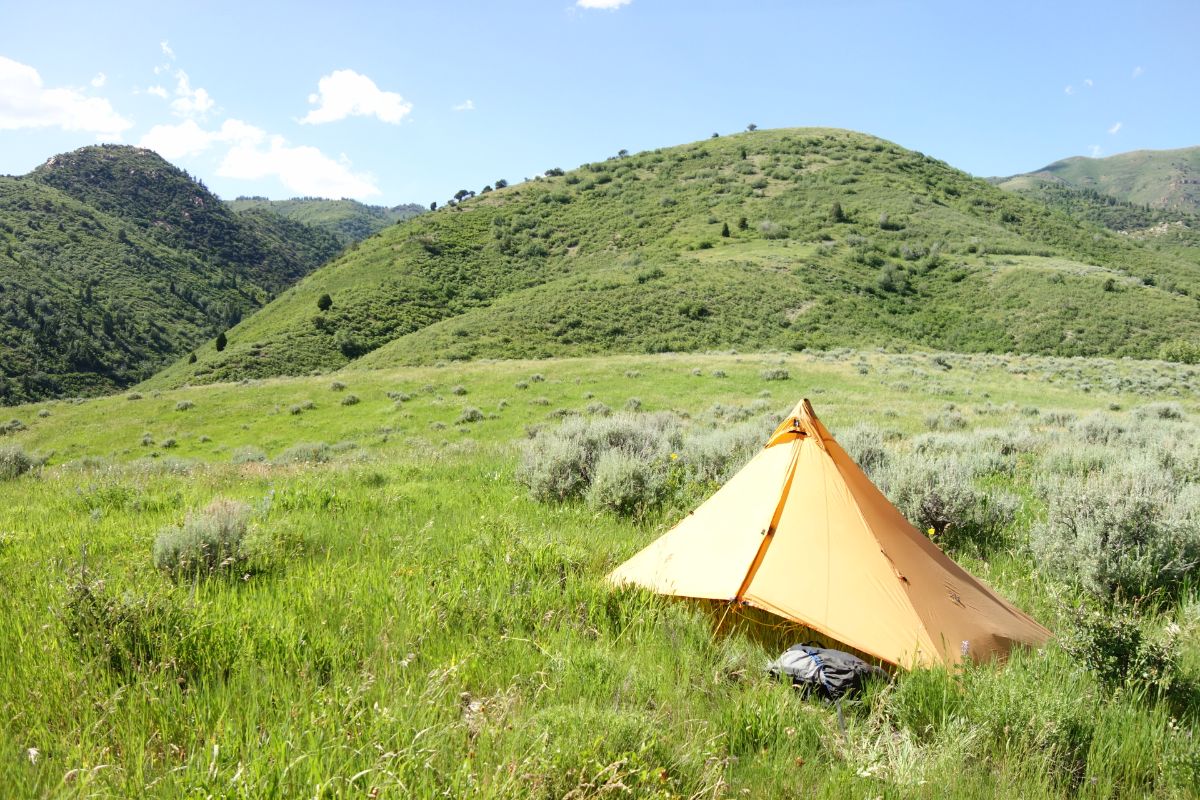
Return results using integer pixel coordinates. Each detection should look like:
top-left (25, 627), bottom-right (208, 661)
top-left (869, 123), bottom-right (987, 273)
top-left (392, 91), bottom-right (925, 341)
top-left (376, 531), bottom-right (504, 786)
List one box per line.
top-left (767, 398), bottom-right (827, 449)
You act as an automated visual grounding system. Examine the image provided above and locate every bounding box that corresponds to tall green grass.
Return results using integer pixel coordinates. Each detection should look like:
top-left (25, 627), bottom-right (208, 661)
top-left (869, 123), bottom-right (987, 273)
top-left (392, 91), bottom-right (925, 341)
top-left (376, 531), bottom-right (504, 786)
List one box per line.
top-left (1, 351), bottom-right (1198, 797)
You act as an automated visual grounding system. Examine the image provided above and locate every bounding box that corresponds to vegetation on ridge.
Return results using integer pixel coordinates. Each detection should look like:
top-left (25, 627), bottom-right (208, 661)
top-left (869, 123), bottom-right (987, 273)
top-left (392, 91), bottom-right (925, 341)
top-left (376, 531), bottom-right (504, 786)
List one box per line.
top-left (147, 128), bottom-right (1200, 390)
top-left (0, 145), bottom-right (342, 404)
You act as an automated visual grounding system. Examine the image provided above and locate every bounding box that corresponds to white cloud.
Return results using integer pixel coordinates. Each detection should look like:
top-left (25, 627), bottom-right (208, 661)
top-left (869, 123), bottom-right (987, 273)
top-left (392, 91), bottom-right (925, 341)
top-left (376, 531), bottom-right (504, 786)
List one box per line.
top-left (300, 69), bottom-right (411, 125)
top-left (218, 135), bottom-right (379, 198)
top-left (1089, 144), bottom-right (1103, 158)
top-left (452, 99), bottom-right (474, 112)
top-left (138, 118), bottom-right (264, 160)
top-left (1132, 66), bottom-right (1144, 78)
top-left (146, 85), bottom-right (168, 98)
top-left (91, 72), bottom-right (107, 88)
top-left (1064, 85), bottom-right (1074, 95)
top-left (1083, 78), bottom-right (1093, 87)
top-left (577, 0), bottom-right (632, 8)
top-left (1108, 121), bottom-right (1122, 135)
top-left (161, 41), bottom-right (175, 60)
top-left (169, 69), bottom-right (214, 118)
top-left (0, 55), bottom-right (132, 136)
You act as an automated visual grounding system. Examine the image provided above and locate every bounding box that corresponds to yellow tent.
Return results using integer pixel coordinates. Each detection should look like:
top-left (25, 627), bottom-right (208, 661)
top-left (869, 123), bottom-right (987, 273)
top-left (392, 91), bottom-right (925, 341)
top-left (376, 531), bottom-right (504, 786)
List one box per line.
top-left (607, 399), bottom-right (1051, 668)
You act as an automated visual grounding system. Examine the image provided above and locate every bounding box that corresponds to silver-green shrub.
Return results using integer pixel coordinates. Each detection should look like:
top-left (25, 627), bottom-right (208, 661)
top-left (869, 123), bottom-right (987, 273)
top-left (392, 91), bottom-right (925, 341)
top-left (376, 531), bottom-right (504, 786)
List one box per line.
top-left (153, 499), bottom-right (252, 578)
top-left (517, 413), bottom-right (680, 509)
top-left (877, 453), bottom-right (1017, 555)
top-left (0, 446), bottom-right (34, 481)
top-left (587, 449), bottom-right (667, 516)
top-left (1032, 468), bottom-right (1200, 603)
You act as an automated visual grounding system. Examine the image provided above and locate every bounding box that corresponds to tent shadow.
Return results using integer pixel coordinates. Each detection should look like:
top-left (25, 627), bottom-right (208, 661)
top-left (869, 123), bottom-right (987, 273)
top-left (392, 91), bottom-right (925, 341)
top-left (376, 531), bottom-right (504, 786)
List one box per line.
top-left (693, 599), bottom-right (896, 675)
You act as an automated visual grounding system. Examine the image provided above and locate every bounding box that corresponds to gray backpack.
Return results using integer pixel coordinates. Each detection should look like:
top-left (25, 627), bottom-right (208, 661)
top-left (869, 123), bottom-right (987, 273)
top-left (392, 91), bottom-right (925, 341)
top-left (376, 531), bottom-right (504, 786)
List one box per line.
top-left (768, 644), bottom-right (888, 700)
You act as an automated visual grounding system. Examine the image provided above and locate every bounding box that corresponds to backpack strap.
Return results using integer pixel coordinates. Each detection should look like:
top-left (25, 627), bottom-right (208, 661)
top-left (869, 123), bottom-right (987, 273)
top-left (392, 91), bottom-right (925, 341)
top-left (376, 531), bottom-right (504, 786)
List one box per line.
top-left (800, 647), bottom-right (836, 697)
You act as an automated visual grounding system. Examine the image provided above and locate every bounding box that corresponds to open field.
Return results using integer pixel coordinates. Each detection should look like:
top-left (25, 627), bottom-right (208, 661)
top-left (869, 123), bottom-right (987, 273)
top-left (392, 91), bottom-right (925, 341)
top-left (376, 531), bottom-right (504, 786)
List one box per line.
top-left (3, 350), bottom-right (1199, 798)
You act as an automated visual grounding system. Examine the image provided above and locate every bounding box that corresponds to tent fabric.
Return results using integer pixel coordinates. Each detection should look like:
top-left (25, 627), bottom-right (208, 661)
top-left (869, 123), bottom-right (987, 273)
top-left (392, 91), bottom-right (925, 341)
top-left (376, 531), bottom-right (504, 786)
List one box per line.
top-left (607, 399), bottom-right (1051, 668)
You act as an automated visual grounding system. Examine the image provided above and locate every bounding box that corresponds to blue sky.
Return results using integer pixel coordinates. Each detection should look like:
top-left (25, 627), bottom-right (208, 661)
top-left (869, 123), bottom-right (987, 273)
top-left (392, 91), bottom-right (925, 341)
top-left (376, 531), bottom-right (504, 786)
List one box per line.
top-left (2, 0), bottom-right (1196, 205)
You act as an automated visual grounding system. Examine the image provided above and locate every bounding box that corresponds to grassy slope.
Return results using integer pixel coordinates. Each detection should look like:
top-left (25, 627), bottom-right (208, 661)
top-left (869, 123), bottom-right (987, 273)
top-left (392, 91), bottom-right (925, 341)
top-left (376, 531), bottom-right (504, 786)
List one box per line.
top-left (227, 197), bottom-right (426, 245)
top-left (3, 350), bottom-right (1199, 797)
top-left (148, 129), bottom-right (1200, 390)
top-left (1001, 145), bottom-right (1200, 213)
top-left (0, 146), bottom-right (342, 404)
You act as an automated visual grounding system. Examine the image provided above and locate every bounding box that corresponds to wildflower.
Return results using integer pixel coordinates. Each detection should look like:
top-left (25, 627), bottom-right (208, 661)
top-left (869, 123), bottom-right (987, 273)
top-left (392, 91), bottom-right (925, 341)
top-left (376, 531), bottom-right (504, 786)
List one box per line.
top-left (27, 747), bottom-right (38, 764)
top-left (670, 453), bottom-right (679, 460)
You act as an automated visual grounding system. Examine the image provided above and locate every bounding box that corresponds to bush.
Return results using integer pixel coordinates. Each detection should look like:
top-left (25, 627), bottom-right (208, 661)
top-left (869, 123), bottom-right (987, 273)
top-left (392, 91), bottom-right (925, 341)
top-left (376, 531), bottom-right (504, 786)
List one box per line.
top-left (1135, 402), bottom-right (1185, 421)
top-left (451, 385), bottom-right (468, 396)
top-left (64, 577), bottom-right (216, 680)
top-left (153, 499), bottom-right (252, 578)
top-left (925, 409), bottom-right (967, 431)
top-left (877, 455), bottom-right (1016, 555)
top-left (1, 418), bottom-right (27, 435)
top-left (457, 407), bottom-right (484, 424)
top-left (330, 381), bottom-right (347, 392)
top-left (1060, 603), bottom-right (1180, 692)
top-left (587, 449), bottom-right (667, 516)
top-left (517, 413), bottom-right (680, 511)
top-left (679, 423), bottom-right (765, 485)
top-left (1032, 468), bottom-right (1200, 603)
top-left (0, 446), bottom-right (34, 481)
top-left (175, 400), bottom-right (194, 411)
top-left (273, 442), bottom-right (332, 465)
top-left (340, 394), bottom-right (360, 406)
top-left (838, 424), bottom-right (888, 478)
top-left (231, 446), bottom-right (266, 464)
top-left (760, 368), bottom-right (790, 381)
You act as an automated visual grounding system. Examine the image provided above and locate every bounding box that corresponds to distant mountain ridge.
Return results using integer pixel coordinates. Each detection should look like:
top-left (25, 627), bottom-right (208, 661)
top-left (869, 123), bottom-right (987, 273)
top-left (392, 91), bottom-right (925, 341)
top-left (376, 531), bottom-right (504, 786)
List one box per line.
top-left (0, 145), bottom-right (342, 404)
top-left (996, 146), bottom-right (1200, 215)
top-left (142, 127), bottom-right (1200, 391)
top-left (227, 197), bottom-right (425, 245)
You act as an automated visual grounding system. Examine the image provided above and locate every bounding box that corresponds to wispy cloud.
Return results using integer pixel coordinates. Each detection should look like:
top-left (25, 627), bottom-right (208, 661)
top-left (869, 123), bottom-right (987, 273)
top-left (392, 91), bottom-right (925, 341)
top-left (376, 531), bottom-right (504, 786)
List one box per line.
top-left (1132, 65), bottom-right (1144, 79)
top-left (169, 70), bottom-right (214, 118)
top-left (1064, 85), bottom-right (1074, 95)
top-left (0, 55), bottom-right (132, 137)
top-left (577, 0), bottom-right (632, 8)
top-left (301, 69), bottom-right (411, 125)
top-left (90, 72), bottom-right (107, 88)
top-left (160, 41), bottom-right (175, 60)
top-left (452, 99), bottom-right (474, 112)
top-left (1083, 78), bottom-right (1093, 88)
top-left (1108, 121), bottom-right (1122, 135)
top-left (1089, 144), bottom-right (1103, 158)
top-left (145, 85), bottom-right (168, 99)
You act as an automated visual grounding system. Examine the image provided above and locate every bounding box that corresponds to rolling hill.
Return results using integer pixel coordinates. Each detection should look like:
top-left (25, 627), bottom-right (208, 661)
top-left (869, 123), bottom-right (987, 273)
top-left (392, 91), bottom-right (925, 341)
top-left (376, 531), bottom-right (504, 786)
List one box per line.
top-left (226, 196), bottom-right (426, 246)
top-left (0, 145), bottom-right (343, 404)
top-left (996, 146), bottom-right (1200, 214)
top-left (144, 128), bottom-right (1200, 390)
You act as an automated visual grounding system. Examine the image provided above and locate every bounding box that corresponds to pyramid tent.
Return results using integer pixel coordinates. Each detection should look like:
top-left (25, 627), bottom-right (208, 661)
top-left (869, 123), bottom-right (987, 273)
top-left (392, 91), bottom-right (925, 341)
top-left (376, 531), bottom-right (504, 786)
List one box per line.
top-left (607, 400), bottom-right (1051, 668)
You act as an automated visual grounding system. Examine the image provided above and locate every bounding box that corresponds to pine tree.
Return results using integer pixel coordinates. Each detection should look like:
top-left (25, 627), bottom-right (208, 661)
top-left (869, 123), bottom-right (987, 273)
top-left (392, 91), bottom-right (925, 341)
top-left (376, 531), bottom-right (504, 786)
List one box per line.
top-left (215, 330), bottom-right (227, 352)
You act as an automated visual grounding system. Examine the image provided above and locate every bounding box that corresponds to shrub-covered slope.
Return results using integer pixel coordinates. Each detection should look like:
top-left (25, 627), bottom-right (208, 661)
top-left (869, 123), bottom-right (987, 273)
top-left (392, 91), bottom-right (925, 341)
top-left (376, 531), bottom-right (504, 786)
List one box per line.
top-left (227, 196), bottom-right (426, 246)
top-left (0, 145), bottom-right (342, 404)
top-left (997, 145), bottom-right (1200, 214)
top-left (147, 128), bottom-right (1200, 388)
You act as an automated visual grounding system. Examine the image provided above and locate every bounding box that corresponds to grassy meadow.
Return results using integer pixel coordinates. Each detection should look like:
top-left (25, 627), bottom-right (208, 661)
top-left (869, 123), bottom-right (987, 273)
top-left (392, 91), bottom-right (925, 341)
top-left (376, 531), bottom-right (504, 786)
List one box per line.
top-left (3, 350), bottom-right (1200, 798)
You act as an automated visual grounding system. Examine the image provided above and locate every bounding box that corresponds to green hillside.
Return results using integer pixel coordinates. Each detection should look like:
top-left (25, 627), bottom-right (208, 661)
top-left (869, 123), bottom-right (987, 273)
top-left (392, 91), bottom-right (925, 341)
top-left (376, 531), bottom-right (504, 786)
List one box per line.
top-left (998, 146), bottom-right (1200, 214)
top-left (227, 196), bottom-right (425, 245)
top-left (0, 145), bottom-right (342, 404)
top-left (146, 128), bottom-right (1200, 390)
